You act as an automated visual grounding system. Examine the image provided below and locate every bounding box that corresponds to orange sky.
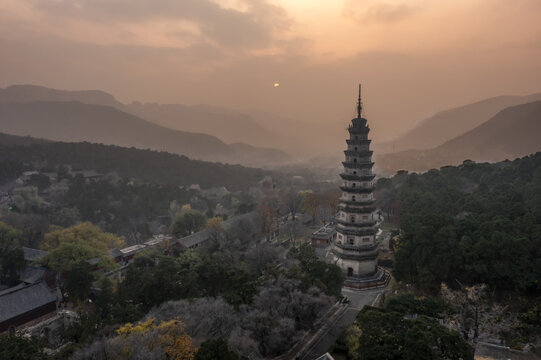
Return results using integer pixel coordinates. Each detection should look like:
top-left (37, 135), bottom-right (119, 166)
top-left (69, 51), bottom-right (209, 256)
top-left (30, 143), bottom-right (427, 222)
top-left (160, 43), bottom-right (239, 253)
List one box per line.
top-left (1, 0), bottom-right (540, 142)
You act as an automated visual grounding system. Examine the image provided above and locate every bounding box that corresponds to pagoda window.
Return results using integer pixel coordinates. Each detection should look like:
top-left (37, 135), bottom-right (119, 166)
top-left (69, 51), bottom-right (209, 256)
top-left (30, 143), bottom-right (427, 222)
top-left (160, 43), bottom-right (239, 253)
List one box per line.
top-left (353, 171), bottom-right (357, 175)
top-left (353, 158), bottom-right (357, 163)
top-left (352, 183), bottom-right (356, 187)
top-left (363, 237), bottom-right (370, 243)
top-left (349, 238), bottom-right (354, 245)
top-left (352, 195), bottom-right (356, 202)
top-left (354, 147), bottom-right (358, 151)
top-left (362, 215), bottom-right (368, 220)
top-left (350, 216), bottom-right (355, 223)
top-left (347, 267), bottom-right (353, 276)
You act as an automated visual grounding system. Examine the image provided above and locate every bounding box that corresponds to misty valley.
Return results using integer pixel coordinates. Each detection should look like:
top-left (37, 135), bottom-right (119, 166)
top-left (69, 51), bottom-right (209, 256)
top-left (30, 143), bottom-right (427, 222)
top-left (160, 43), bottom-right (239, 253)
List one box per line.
top-left (1, 1), bottom-right (541, 359)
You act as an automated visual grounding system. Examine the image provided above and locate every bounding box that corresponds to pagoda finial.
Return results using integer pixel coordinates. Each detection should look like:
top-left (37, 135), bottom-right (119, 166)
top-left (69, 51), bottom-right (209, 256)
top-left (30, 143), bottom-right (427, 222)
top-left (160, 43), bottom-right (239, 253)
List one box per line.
top-left (356, 83), bottom-right (362, 118)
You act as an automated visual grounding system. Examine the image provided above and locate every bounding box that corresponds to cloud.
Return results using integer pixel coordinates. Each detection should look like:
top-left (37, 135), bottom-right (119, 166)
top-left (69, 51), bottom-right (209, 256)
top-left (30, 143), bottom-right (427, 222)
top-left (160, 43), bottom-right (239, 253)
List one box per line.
top-left (27, 0), bottom-right (291, 50)
top-left (344, 0), bottom-right (418, 24)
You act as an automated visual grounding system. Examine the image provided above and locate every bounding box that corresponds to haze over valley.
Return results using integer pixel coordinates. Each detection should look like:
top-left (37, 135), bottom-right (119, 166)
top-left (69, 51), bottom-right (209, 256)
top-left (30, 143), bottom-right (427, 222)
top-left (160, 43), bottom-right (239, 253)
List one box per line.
top-left (1, 1), bottom-right (541, 359)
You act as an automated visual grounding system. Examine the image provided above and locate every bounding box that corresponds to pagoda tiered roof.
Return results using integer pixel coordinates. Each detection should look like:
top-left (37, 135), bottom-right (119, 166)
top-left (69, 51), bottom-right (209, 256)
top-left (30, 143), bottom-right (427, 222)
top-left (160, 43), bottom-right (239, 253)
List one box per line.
top-left (347, 126), bottom-right (370, 135)
top-left (342, 161), bottom-right (374, 169)
top-left (336, 225), bottom-right (378, 236)
top-left (338, 204), bottom-right (375, 213)
top-left (339, 173), bottom-right (376, 181)
top-left (331, 249), bottom-right (378, 261)
top-left (346, 139), bottom-right (371, 146)
top-left (336, 219), bottom-right (378, 227)
top-left (344, 150), bottom-right (373, 157)
top-left (339, 185), bottom-right (374, 193)
top-left (334, 242), bottom-right (378, 252)
top-left (339, 198), bottom-right (375, 206)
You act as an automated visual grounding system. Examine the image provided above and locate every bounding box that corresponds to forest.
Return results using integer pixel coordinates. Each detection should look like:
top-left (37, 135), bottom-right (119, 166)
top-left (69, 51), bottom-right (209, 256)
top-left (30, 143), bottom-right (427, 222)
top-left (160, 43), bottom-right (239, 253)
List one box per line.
top-left (378, 153), bottom-right (541, 293)
top-left (375, 152), bottom-right (541, 349)
top-left (0, 137), bottom-right (268, 190)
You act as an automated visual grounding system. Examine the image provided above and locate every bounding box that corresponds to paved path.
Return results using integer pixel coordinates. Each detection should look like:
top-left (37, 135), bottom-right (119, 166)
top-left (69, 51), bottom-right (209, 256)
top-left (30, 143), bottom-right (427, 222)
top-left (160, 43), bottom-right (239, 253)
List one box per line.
top-left (299, 287), bottom-right (385, 360)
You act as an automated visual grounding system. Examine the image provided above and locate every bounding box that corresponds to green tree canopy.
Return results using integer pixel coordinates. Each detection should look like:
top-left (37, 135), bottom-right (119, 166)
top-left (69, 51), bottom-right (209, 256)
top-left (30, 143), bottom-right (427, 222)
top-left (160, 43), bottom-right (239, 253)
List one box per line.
top-left (345, 307), bottom-right (474, 360)
top-left (170, 207), bottom-right (207, 237)
top-left (41, 222), bottom-right (123, 272)
top-left (0, 222), bottom-right (25, 286)
top-left (195, 338), bottom-right (245, 360)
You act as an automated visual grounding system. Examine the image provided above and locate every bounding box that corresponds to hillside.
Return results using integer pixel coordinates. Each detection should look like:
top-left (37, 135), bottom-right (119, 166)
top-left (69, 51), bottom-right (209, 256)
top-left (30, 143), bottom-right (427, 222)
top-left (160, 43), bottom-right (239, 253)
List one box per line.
top-left (124, 102), bottom-right (294, 149)
top-left (0, 85), bottom-right (343, 157)
top-left (376, 100), bottom-right (541, 174)
top-left (0, 101), bottom-right (289, 166)
top-left (0, 85), bottom-right (300, 153)
top-left (0, 136), bottom-right (268, 190)
top-left (377, 93), bottom-right (541, 153)
top-left (0, 84), bottom-right (121, 108)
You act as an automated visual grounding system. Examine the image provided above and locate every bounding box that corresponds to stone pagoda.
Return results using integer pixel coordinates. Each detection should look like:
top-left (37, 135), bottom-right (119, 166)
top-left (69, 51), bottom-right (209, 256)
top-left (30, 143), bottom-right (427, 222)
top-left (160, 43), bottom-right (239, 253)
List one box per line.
top-left (332, 85), bottom-right (384, 287)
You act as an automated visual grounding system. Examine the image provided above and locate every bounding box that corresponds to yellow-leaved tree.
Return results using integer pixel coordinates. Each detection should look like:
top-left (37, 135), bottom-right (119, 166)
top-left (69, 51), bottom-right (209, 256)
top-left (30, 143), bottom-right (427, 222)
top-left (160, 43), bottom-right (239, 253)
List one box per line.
top-left (116, 318), bottom-right (196, 360)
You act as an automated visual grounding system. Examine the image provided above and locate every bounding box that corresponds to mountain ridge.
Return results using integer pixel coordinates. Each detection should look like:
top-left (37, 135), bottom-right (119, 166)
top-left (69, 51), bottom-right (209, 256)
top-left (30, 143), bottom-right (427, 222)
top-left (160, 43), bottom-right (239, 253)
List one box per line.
top-left (375, 100), bottom-right (541, 174)
top-left (0, 100), bottom-right (289, 166)
top-left (377, 92), bottom-right (541, 153)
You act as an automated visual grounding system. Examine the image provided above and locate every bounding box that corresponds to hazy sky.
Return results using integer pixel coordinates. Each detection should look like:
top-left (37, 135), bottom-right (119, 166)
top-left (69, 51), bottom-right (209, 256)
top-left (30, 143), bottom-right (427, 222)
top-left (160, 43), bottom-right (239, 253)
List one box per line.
top-left (1, 0), bottom-right (540, 141)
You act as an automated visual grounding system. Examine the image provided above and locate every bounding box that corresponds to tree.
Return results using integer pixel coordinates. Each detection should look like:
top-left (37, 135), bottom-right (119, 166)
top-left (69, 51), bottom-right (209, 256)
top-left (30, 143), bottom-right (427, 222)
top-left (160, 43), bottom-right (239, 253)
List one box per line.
top-left (24, 173), bottom-right (51, 191)
top-left (50, 207), bottom-right (80, 228)
top-left (344, 306), bottom-right (474, 360)
top-left (289, 243), bottom-right (344, 296)
top-left (245, 243), bottom-right (280, 276)
top-left (41, 222), bottom-right (123, 273)
top-left (170, 207), bottom-right (207, 237)
top-left (0, 334), bottom-right (50, 360)
top-left (73, 318), bottom-right (196, 360)
top-left (257, 194), bottom-right (280, 240)
top-left (0, 222), bottom-right (25, 286)
top-left (0, 248), bottom-right (25, 286)
top-left (41, 222), bottom-right (124, 251)
top-left (12, 186), bottom-right (42, 213)
top-left (65, 260), bottom-right (94, 302)
top-left (195, 338), bottom-right (245, 360)
top-left (280, 190), bottom-right (305, 221)
top-left (303, 192), bottom-right (323, 226)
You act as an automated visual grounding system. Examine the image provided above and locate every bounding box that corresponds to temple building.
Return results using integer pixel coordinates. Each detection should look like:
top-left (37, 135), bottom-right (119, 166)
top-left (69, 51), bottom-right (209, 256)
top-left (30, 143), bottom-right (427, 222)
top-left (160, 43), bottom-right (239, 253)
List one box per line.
top-left (331, 85), bottom-right (385, 287)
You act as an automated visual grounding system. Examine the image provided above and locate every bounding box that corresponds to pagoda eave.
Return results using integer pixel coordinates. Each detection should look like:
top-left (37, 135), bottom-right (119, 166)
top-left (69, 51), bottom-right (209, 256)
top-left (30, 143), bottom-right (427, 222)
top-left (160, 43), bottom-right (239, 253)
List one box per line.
top-left (336, 219), bottom-right (378, 227)
top-left (339, 173), bottom-right (376, 181)
top-left (344, 150), bottom-right (373, 157)
top-left (342, 162), bottom-right (374, 169)
top-left (338, 205), bottom-right (376, 214)
top-left (346, 139), bottom-right (371, 146)
top-left (339, 186), bottom-right (375, 193)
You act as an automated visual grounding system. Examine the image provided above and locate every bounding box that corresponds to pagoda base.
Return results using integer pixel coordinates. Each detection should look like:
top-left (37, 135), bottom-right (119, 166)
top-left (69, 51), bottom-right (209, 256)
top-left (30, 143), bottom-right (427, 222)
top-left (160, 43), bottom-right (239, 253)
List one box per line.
top-left (343, 267), bottom-right (391, 290)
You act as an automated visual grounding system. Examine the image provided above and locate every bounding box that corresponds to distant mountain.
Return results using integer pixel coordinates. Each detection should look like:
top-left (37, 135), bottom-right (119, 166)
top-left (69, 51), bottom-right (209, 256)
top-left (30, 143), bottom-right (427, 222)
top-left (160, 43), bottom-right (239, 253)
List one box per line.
top-left (0, 134), bottom-right (268, 190)
top-left (0, 85), bottom-right (300, 153)
top-left (0, 84), bottom-right (121, 108)
top-left (0, 101), bottom-right (289, 166)
top-left (377, 93), bottom-right (541, 153)
top-left (124, 102), bottom-right (295, 150)
top-left (376, 100), bottom-right (541, 174)
top-left (0, 132), bottom-right (49, 146)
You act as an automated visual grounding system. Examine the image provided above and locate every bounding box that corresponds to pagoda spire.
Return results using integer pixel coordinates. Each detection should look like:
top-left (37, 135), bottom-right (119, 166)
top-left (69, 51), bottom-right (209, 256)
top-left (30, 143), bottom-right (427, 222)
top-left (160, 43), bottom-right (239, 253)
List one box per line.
top-left (356, 83), bottom-right (362, 118)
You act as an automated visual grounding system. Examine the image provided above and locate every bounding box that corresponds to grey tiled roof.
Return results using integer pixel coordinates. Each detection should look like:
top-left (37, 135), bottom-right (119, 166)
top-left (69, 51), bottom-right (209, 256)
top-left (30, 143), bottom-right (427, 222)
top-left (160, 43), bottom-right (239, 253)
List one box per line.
top-left (0, 282), bottom-right (56, 324)
top-left (20, 266), bottom-right (46, 284)
top-left (177, 229), bottom-right (211, 248)
top-left (109, 248), bottom-right (122, 258)
top-left (21, 247), bottom-right (49, 262)
top-left (175, 212), bottom-right (260, 248)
